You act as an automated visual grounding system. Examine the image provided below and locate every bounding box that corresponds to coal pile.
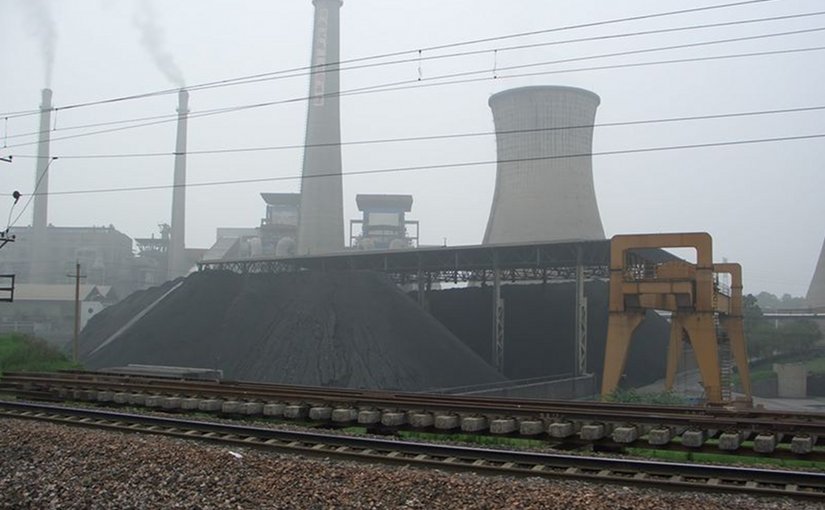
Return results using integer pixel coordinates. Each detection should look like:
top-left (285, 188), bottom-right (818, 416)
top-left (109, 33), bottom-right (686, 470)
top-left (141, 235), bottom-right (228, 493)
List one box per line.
top-left (80, 271), bottom-right (504, 391)
top-left (426, 281), bottom-right (671, 387)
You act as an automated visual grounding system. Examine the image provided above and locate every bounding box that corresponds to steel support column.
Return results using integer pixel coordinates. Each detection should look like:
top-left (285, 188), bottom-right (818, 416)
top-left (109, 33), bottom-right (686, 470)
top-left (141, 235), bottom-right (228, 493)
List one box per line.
top-left (574, 248), bottom-right (588, 376)
top-left (492, 255), bottom-right (505, 373)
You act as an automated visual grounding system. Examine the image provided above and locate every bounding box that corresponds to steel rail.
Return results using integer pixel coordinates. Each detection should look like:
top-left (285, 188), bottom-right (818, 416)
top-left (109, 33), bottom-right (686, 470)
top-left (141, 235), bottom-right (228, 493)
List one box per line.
top-left (0, 400), bottom-right (822, 501)
top-left (3, 371), bottom-right (824, 437)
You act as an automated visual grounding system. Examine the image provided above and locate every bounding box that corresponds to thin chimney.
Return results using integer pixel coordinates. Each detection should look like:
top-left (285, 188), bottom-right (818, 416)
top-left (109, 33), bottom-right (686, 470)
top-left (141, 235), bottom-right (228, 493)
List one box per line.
top-left (168, 89), bottom-right (188, 279)
top-left (33, 88), bottom-right (52, 235)
top-left (31, 88), bottom-right (53, 283)
top-left (297, 0), bottom-right (344, 255)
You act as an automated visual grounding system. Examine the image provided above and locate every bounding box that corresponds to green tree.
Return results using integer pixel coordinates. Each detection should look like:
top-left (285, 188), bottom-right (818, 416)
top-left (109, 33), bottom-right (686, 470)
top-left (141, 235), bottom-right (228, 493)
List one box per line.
top-left (743, 294), bottom-right (823, 357)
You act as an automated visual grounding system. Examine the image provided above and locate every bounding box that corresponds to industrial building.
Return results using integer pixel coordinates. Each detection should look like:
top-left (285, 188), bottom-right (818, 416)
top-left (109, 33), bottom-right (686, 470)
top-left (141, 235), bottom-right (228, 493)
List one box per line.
top-left (0, 225), bottom-right (134, 291)
top-left (0, 283), bottom-right (118, 344)
top-left (350, 194), bottom-right (419, 250)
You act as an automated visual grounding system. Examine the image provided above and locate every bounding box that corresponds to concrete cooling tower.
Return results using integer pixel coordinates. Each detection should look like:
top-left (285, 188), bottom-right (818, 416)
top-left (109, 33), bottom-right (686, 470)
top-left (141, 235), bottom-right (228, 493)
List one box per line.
top-left (297, 0), bottom-right (345, 255)
top-left (483, 86), bottom-right (605, 244)
top-left (807, 236), bottom-right (825, 309)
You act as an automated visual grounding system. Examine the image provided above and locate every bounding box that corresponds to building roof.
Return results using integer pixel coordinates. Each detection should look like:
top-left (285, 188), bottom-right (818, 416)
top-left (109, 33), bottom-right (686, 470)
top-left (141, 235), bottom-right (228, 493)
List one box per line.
top-left (356, 194), bottom-right (413, 212)
top-left (13, 284), bottom-right (115, 302)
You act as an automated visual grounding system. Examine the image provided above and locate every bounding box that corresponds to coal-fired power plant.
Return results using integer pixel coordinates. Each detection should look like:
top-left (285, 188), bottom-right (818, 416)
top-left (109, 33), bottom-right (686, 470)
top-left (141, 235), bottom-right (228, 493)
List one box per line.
top-left (297, 0), bottom-right (345, 255)
top-left (168, 89), bottom-right (189, 280)
top-left (483, 86), bottom-right (605, 244)
top-left (31, 88), bottom-right (53, 283)
top-left (807, 236), bottom-right (825, 309)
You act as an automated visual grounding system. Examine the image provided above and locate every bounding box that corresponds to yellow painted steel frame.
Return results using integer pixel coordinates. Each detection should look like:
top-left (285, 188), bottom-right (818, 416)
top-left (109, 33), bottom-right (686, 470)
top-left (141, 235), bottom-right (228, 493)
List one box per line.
top-left (664, 263), bottom-right (752, 400)
top-left (601, 233), bottom-right (749, 405)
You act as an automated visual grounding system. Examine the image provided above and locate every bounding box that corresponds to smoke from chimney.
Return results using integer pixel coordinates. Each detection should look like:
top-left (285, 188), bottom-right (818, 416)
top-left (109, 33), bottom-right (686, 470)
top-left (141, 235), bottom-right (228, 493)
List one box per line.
top-left (20, 0), bottom-right (57, 87)
top-left (133, 0), bottom-right (186, 88)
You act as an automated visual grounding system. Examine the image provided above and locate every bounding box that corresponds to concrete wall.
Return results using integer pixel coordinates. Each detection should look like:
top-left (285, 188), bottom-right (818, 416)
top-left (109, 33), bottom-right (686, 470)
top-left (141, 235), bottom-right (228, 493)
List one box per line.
top-left (483, 86), bottom-right (605, 244)
top-left (774, 363), bottom-right (808, 398)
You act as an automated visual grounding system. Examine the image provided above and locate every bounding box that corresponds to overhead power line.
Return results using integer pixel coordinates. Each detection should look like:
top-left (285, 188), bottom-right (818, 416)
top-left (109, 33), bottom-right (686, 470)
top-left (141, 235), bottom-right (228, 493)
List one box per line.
top-left (0, 0), bottom-right (781, 119)
top-left (7, 10), bottom-right (825, 145)
top-left (10, 104), bottom-right (825, 160)
top-left (9, 9), bottom-right (824, 143)
top-left (10, 157), bottom-right (57, 229)
top-left (19, 132), bottom-right (825, 198)
top-left (5, 34), bottom-right (824, 151)
top-left (185, 10), bottom-right (825, 94)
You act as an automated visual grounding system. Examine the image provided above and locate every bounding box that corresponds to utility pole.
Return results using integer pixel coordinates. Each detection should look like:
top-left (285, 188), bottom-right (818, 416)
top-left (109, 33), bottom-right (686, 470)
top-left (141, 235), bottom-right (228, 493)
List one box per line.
top-left (67, 262), bottom-right (86, 363)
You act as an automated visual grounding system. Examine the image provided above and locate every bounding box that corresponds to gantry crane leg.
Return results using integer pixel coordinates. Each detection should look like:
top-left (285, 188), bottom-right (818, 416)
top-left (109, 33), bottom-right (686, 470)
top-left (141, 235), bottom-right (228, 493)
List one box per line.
top-left (679, 313), bottom-right (723, 403)
top-left (600, 312), bottom-right (645, 397)
top-left (665, 317), bottom-right (685, 391)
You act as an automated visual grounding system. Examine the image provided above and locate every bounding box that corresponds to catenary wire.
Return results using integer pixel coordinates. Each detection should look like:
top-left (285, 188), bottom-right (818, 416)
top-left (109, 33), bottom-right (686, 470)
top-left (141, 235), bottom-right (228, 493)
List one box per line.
top-left (184, 10), bottom-right (825, 93)
top-left (10, 157), bottom-right (57, 228)
top-left (7, 10), bottom-right (825, 144)
top-left (8, 8), bottom-right (824, 143)
top-left (4, 36), bottom-right (824, 151)
top-left (19, 132), bottom-right (825, 198)
top-left (0, 0), bottom-right (782, 119)
top-left (9, 104), bottom-right (825, 160)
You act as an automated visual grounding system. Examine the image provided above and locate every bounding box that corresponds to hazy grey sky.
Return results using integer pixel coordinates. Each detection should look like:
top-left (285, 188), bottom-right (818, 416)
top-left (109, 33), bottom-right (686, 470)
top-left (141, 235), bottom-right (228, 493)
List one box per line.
top-left (1, 0), bottom-right (823, 296)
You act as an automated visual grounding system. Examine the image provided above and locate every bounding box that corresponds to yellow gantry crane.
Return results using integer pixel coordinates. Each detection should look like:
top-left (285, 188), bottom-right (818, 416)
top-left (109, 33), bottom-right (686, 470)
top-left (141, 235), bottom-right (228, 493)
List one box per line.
top-left (600, 233), bottom-right (752, 406)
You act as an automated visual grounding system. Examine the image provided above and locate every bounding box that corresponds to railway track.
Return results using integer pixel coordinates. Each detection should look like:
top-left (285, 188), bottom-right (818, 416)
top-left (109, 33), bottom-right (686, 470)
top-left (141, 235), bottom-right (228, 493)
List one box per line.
top-left (3, 370), bottom-right (824, 458)
top-left (1, 399), bottom-right (823, 501)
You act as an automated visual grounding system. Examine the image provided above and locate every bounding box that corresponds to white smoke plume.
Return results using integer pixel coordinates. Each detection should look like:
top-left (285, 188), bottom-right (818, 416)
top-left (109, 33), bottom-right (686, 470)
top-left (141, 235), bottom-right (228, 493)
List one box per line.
top-left (20, 0), bottom-right (57, 87)
top-left (133, 0), bottom-right (185, 87)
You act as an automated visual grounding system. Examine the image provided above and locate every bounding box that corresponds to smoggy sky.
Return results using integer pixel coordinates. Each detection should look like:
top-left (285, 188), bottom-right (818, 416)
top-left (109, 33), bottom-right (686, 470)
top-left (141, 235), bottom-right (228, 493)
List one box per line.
top-left (1, 0), bottom-right (823, 296)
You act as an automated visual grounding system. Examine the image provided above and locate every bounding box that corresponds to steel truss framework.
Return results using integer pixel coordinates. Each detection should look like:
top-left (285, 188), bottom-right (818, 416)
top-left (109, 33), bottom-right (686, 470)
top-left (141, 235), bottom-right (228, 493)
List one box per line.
top-left (197, 240), bottom-right (627, 283)
top-left (198, 240), bottom-right (675, 375)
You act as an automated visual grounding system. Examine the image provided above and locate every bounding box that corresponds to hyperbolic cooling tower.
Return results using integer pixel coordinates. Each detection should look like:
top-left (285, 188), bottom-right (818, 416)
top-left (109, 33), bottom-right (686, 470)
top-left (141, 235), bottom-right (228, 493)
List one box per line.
top-left (807, 236), bottom-right (825, 309)
top-left (168, 89), bottom-right (189, 279)
top-left (30, 88), bottom-right (53, 283)
top-left (297, 0), bottom-right (344, 255)
top-left (483, 86), bottom-right (605, 244)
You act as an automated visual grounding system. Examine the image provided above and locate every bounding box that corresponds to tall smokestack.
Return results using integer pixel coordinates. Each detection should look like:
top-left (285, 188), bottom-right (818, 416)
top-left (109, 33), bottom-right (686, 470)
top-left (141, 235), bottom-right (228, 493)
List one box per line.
top-left (807, 236), bottom-right (825, 309)
top-left (168, 88), bottom-right (188, 280)
top-left (30, 88), bottom-right (53, 283)
top-left (297, 0), bottom-right (344, 255)
top-left (33, 88), bottom-right (52, 236)
top-left (483, 86), bottom-right (605, 244)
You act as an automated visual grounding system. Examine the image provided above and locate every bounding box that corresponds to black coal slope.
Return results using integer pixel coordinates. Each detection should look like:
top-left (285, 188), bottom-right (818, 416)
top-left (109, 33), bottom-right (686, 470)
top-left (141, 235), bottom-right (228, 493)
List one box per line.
top-left (81, 271), bottom-right (505, 391)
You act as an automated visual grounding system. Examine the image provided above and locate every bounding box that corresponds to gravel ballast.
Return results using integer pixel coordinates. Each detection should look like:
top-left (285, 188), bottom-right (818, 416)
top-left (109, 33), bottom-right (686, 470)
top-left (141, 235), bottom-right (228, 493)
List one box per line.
top-left (0, 419), bottom-right (815, 510)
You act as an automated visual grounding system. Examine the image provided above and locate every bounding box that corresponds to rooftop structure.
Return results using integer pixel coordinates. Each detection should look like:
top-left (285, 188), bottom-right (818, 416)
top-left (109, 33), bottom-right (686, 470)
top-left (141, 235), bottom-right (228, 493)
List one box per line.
top-left (350, 194), bottom-right (418, 250)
